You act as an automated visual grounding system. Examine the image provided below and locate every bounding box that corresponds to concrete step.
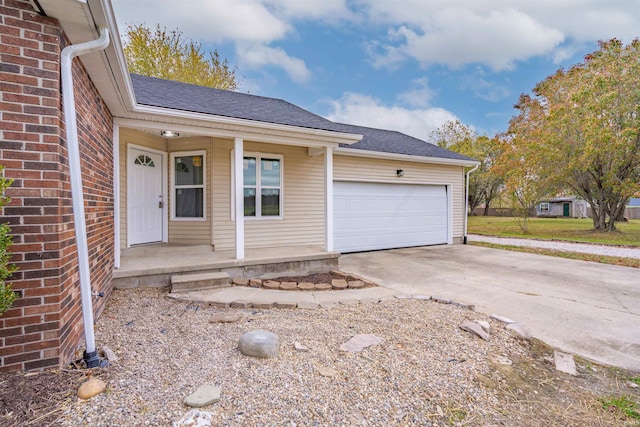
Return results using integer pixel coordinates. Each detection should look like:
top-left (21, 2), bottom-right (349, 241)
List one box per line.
top-left (123, 244), bottom-right (213, 258)
top-left (171, 271), bottom-right (231, 293)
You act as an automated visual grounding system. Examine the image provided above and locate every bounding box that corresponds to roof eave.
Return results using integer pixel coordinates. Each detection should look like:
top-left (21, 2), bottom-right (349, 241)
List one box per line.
top-left (335, 147), bottom-right (480, 167)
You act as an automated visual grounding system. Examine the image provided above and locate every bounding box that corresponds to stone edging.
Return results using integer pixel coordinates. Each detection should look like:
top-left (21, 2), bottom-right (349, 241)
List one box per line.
top-left (231, 271), bottom-right (377, 291)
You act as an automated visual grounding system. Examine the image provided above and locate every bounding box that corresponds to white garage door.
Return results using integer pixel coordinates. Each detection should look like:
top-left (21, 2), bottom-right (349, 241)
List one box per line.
top-left (334, 181), bottom-right (448, 253)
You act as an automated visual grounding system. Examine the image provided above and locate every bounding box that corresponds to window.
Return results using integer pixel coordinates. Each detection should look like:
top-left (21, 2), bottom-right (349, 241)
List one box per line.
top-left (241, 154), bottom-right (282, 218)
top-left (171, 151), bottom-right (205, 220)
top-left (134, 154), bottom-right (155, 167)
top-left (539, 202), bottom-right (550, 212)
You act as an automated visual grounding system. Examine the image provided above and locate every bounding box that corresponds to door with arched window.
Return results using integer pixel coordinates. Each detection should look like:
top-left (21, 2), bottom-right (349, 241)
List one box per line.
top-left (128, 147), bottom-right (164, 245)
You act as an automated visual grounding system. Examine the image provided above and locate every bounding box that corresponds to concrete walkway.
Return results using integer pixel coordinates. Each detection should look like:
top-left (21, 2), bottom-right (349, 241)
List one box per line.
top-left (340, 245), bottom-right (640, 372)
top-left (470, 234), bottom-right (640, 259)
top-left (167, 285), bottom-right (399, 309)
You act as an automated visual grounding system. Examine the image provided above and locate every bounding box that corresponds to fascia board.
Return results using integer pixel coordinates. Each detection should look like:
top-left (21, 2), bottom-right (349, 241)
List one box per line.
top-left (335, 147), bottom-right (480, 167)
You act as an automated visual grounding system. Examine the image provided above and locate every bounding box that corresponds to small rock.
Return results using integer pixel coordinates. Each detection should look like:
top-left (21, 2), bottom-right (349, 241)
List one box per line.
top-left (100, 346), bottom-right (118, 362)
top-left (348, 280), bottom-right (364, 289)
top-left (298, 282), bottom-right (315, 291)
top-left (230, 300), bottom-right (252, 309)
top-left (238, 330), bottom-right (280, 358)
top-left (77, 378), bottom-right (106, 400)
top-left (490, 314), bottom-right (516, 324)
top-left (174, 409), bottom-right (214, 427)
top-left (263, 280), bottom-right (280, 289)
top-left (492, 355), bottom-right (513, 365)
top-left (506, 323), bottom-right (531, 340)
top-left (339, 334), bottom-right (382, 352)
top-left (314, 283), bottom-right (332, 290)
top-left (294, 341), bottom-right (309, 352)
top-left (183, 384), bottom-right (221, 408)
top-left (460, 321), bottom-right (490, 341)
top-left (232, 278), bottom-right (249, 286)
top-left (331, 279), bottom-right (348, 289)
top-left (317, 364), bottom-right (339, 377)
top-left (249, 278), bottom-right (262, 287)
top-left (627, 381), bottom-right (639, 389)
top-left (209, 313), bottom-right (242, 323)
top-left (554, 351), bottom-right (577, 376)
top-left (474, 320), bottom-right (491, 333)
top-left (279, 282), bottom-right (298, 290)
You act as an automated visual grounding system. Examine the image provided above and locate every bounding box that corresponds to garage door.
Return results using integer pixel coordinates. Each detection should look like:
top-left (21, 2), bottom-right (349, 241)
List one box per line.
top-left (334, 181), bottom-right (448, 253)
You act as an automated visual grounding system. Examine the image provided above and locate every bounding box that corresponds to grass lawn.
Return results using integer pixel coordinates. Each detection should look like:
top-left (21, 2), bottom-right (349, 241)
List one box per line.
top-left (468, 216), bottom-right (640, 247)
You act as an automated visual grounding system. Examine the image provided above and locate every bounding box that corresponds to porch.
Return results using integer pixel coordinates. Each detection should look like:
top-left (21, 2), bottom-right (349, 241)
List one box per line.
top-left (112, 244), bottom-right (340, 290)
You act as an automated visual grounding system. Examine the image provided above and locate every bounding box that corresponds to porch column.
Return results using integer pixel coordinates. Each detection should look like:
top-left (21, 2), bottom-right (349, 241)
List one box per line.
top-left (324, 146), bottom-right (334, 252)
top-left (234, 137), bottom-right (245, 259)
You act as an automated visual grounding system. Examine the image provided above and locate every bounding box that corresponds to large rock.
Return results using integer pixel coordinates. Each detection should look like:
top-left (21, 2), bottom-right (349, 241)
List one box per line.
top-left (460, 321), bottom-right (490, 341)
top-left (175, 409), bottom-right (214, 427)
top-left (238, 330), bottom-right (280, 358)
top-left (77, 378), bottom-right (106, 400)
top-left (183, 384), bottom-right (221, 407)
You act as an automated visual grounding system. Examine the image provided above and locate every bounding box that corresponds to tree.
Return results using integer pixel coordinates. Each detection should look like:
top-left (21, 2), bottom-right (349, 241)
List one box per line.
top-left (0, 166), bottom-right (17, 316)
top-left (429, 120), bottom-right (503, 215)
top-left (123, 23), bottom-right (238, 90)
top-left (505, 39), bottom-right (640, 231)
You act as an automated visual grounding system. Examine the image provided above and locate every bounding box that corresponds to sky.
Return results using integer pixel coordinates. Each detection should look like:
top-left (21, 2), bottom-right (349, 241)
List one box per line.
top-left (111, 0), bottom-right (640, 141)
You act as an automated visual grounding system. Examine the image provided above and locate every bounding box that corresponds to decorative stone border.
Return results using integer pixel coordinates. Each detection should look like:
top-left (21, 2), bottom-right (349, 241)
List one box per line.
top-left (231, 271), bottom-right (377, 291)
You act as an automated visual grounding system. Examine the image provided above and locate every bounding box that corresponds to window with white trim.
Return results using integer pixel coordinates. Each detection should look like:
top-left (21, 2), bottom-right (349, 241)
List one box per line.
top-left (171, 151), bottom-right (206, 220)
top-left (539, 202), bottom-right (550, 212)
top-left (242, 154), bottom-right (282, 218)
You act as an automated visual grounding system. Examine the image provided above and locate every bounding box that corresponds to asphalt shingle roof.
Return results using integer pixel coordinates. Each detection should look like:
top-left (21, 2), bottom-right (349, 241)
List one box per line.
top-left (131, 74), bottom-right (476, 163)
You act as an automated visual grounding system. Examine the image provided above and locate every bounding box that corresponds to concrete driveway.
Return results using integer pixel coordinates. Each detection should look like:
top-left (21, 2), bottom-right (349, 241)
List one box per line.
top-left (340, 245), bottom-right (640, 372)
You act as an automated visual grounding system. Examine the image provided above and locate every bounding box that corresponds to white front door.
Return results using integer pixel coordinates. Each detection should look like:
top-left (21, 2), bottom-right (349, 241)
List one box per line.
top-left (128, 148), bottom-right (163, 245)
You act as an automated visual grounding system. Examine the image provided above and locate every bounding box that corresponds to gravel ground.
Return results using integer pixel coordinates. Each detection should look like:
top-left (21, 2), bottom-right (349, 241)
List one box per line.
top-left (55, 287), bottom-right (639, 427)
top-left (59, 288), bottom-right (532, 426)
top-left (469, 234), bottom-right (640, 259)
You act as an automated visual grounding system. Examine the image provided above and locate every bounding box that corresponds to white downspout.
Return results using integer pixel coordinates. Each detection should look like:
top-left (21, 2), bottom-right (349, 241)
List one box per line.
top-left (60, 26), bottom-right (110, 368)
top-left (463, 164), bottom-right (479, 244)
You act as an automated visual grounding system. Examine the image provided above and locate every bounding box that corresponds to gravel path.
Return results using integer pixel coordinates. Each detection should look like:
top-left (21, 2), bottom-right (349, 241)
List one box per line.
top-left (469, 234), bottom-right (640, 260)
top-left (60, 288), bottom-right (531, 426)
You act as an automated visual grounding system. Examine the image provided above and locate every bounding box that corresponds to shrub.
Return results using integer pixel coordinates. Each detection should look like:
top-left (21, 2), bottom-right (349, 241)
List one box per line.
top-left (0, 166), bottom-right (17, 316)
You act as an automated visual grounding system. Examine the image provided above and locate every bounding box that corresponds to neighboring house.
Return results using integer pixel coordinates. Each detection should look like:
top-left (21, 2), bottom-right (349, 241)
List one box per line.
top-left (537, 197), bottom-right (588, 218)
top-left (628, 198), bottom-right (640, 207)
top-left (0, 0), bottom-right (477, 371)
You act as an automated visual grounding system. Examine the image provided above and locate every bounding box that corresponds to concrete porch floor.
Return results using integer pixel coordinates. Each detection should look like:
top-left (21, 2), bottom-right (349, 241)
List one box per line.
top-left (112, 244), bottom-right (340, 289)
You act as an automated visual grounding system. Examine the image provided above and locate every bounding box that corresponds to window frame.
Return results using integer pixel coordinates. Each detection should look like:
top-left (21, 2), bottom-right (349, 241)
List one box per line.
top-left (170, 150), bottom-right (207, 221)
top-left (539, 202), bottom-right (550, 212)
top-left (231, 151), bottom-right (284, 220)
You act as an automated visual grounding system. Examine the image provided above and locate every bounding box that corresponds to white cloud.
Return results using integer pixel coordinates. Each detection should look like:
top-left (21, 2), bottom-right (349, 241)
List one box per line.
top-left (397, 77), bottom-right (434, 108)
top-left (326, 92), bottom-right (458, 140)
top-left (374, 8), bottom-right (564, 71)
top-left (360, 0), bottom-right (640, 70)
top-left (236, 44), bottom-right (311, 84)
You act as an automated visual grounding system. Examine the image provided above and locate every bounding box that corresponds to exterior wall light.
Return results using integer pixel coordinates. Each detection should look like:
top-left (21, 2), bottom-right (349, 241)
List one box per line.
top-left (161, 130), bottom-right (180, 138)
top-left (396, 169), bottom-right (404, 177)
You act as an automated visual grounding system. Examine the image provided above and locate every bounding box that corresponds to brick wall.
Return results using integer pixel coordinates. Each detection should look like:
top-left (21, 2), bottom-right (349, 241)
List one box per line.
top-left (0, 0), bottom-right (114, 371)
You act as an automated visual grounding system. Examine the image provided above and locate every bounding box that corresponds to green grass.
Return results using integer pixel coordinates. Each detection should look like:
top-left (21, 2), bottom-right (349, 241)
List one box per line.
top-left (600, 395), bottom-right (640, 420)
top-left (468, 216), bottom-right (640, 247)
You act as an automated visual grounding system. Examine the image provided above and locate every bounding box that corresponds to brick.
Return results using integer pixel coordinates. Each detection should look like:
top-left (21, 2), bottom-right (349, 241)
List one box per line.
top-left (6, 332), bottom-right (41, 346)
top-left (3, 351), bottom-right (40, 366)
top-left (24, 357), bottom-right (59, 371)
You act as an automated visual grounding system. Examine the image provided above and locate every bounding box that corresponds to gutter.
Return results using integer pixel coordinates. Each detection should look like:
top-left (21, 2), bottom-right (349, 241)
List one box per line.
top-left (60, 26), bottom-right (110, 368)
top-left (463, 164), bottom-right (479, 244)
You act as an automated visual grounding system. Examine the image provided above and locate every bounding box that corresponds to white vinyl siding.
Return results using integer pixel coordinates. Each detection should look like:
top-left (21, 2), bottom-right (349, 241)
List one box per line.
top-left (334, 155), bottom-right (466, 242)
top-left (213, 140), bottom-right (325, 250)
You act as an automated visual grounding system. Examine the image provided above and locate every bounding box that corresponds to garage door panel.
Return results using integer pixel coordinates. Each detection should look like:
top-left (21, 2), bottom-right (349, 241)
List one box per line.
top-left (334, 181), bottom-right (447, 252)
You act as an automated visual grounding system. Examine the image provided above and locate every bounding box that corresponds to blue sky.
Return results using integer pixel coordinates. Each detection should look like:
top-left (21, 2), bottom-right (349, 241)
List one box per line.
top-left (111, 0), bottom-right (640, 141)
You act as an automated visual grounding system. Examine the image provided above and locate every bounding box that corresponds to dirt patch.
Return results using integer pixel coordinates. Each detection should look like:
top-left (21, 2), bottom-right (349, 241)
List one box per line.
top-left (0, 369), bottom-right (88, 427)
